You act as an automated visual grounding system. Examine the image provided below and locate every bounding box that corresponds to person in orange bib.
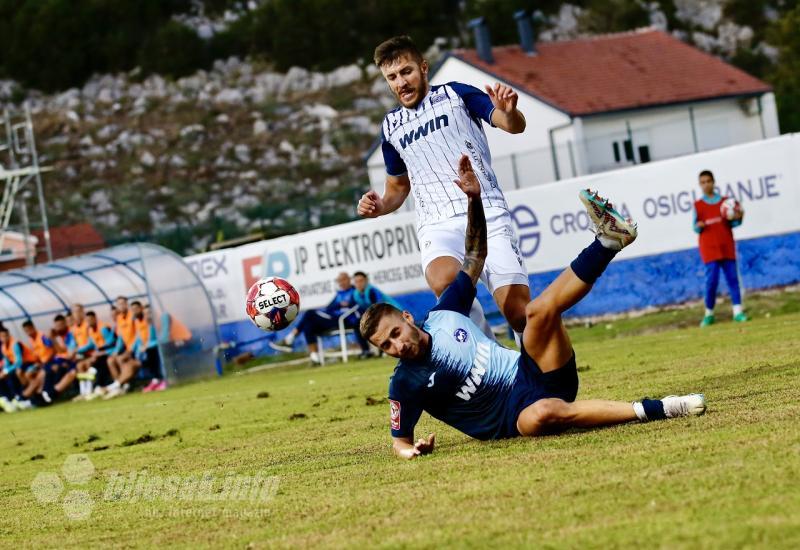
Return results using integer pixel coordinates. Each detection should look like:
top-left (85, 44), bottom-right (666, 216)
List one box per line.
top-left (1, 325), bottom-right (39, 409)
top-left (68, 303), bottom-right (92, 360)
top-left (76, 311), bottom-right (118, 401)
top-left (104, 300), bottom-right (146, 399)
top-left (104, 296), bottom-right (138, 394)
top-left (23, 319), bottom-right (77, 403)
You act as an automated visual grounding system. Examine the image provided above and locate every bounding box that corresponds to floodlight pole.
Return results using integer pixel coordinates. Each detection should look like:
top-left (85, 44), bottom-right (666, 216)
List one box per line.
top-left (19, 193), bottom-right (34, 266)
top-left (0, 104), bottom-right (54, 265)
top-left (24, 104), bottom-right (53, 262)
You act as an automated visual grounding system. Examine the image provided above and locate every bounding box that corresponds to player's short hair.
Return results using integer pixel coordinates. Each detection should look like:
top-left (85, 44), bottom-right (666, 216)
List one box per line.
top-left (699, 169), bottom-right (715, 181)
top-left (360, 303), bottom-right (402, 342)
top-left (115, 295), bottom-right (128, 303)
top-left (0, 325), bottom-right (8, 334)
top-left (353, 271), bottom-right (367, 279)
top-left (53, 314), bottom-right (66, 323)
top-left (86, 311), bottom-right (96, 318)
top-left (130, 300), bottom-right (143, 308)
top-left (374, 35), bottom-right (423, 67)
top-left (22, 319), bottom-right (34, 328)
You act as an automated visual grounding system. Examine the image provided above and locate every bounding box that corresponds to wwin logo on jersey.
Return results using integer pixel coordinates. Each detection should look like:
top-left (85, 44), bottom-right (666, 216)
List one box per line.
top-left (398, 115), bottom-right (449, 149)
top-left (455, 342), bottom-right (490, 401)
top-left (453, 328), bottom-right (468, 342)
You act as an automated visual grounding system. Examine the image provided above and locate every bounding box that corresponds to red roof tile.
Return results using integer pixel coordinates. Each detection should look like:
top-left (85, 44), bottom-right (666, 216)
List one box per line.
top-left (453, 28), bottom-right (771, 116)
top-left (33, 222), bottom-right (105, 260)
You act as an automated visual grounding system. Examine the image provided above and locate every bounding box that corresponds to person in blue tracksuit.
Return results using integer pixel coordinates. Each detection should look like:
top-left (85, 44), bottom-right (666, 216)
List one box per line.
top-left (352, 271), bottom-right (402, 313)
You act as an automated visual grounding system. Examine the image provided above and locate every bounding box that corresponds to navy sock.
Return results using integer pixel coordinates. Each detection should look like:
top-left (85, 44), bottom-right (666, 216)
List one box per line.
top-left (0, 378), bottom-right (13, 400)
top-left (642, 398), bottom-right (666, 421)
top-left (44, 368), bottom-right (57, 396)
top-left (570, 239), bottom-right (618, 285)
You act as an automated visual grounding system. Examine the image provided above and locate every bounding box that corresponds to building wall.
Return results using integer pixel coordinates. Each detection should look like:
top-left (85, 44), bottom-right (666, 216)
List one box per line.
top-left (0, 232), bottom-right (37, 271)
top-left (366, 56), bottom-right (573, 211)
top-left (578, 95), bottom-right (779, 174)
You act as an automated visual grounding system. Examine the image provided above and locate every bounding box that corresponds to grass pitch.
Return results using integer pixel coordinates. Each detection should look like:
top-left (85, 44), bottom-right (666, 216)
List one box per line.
top-left (2, 295), bottom-right (800, 548)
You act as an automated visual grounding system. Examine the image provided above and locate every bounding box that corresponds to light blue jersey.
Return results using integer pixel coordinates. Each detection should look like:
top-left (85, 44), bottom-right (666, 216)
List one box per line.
top-left (388, 272), bottom-right (521, 440)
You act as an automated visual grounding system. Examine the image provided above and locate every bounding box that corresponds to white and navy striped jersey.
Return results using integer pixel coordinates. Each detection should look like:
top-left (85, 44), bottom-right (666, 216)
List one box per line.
top-left (380, 82), bottom-right (509, 231)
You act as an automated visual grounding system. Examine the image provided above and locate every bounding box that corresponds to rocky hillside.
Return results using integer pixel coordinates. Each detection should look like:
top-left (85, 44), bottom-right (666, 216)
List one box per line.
top-left (2, 0), bottom-right (797, 255)
top-left (2, 59), bottom-right (397, 254)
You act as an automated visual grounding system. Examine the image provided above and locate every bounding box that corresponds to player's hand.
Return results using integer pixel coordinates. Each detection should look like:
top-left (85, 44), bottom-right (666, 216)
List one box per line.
top-left (485, 83), bottom-right (518, 113)
top-left (358, 190), bottom-right (384, 218)
top-left (397, 446), bottom-right (421, 459)
top-left (414, 433), bottom-right (435, 455)
top-left (454, 154), bottom-right (481, 198)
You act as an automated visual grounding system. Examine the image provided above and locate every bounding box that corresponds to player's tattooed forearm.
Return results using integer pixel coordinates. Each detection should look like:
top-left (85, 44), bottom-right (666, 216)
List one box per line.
top-left (463, 195), bottom-right (487, 282)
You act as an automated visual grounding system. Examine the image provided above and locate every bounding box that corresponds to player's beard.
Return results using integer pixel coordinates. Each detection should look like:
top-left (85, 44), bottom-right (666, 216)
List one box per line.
top-left (396, 82), bottom-right (426, 108)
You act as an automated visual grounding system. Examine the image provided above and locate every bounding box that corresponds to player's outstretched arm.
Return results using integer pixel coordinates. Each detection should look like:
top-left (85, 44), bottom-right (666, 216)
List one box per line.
top-left (392, 434), bottom-right (435, 460)
top-left (486, 83), bottom-right (526, 134)
top-left (357, 174), bottom-right (411, 218)
top-left (454, 154), bottom-right (487, 286)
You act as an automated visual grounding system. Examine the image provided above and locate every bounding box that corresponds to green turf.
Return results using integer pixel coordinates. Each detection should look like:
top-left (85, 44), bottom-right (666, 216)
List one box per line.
top-left (2, 298), bottom-right (800, 548)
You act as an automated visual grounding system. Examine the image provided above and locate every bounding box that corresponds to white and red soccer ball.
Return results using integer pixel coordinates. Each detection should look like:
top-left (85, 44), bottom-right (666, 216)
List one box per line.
top-left (720, 197), bottom-right (743, 220)
top-left (246, 277), bottom-right (300, 331)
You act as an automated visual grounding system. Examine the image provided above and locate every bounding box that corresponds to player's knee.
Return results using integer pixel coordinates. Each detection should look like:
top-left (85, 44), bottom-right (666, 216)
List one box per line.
top-left (519, 399), bottom-right (570, 436)
top-left (425, 260), bottom-right (460, 296)
top-left (428, 274), bottom-right (455, 297)
top-left (525, 297), bottom-right (557, 328)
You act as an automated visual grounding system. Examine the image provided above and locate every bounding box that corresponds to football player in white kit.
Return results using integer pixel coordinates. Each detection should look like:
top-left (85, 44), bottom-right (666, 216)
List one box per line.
top-left (358, 35), bottom-right (530, 340)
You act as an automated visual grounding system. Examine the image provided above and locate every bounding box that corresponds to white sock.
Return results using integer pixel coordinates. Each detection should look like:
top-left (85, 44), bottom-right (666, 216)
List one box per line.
top-left (79, 380), bottom-right (88, 395)
top-left (107, 381), bottom-right (120, 390)
top-left (514, 331), bottom-right (523, 348)
top-left (632, 402), bottom-right (648, 422)
top-left (598, 235), bottom-right (622, 251)
top-left (285, 331), bottom-right (296, 345)
top-left (732, 304), bottom-right (743, 316)
top-left (469, 300), bottom-right (495, 341)
top-left (705, 308), bottom-right (714, 317)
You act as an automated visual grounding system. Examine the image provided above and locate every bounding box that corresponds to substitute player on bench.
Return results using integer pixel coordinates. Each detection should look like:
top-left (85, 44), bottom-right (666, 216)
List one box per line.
top-left (358, 35), bottom-right (529, 342)
top-left (359, 155), bottom-right (706, 459)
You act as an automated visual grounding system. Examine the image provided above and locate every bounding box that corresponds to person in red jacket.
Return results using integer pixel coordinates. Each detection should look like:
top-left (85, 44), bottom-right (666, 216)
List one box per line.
top-left (693, 170), bottom-right (747, 327)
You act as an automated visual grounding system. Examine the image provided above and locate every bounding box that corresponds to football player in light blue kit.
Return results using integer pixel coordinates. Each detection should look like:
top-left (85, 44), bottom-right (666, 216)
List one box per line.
top-left (358, 35), bottom-right (530, 342)
top-left (359, 155), bottom-right (707, 459)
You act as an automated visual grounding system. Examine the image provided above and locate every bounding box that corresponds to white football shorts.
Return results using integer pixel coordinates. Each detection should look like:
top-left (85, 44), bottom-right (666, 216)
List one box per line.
top-left (417, 209), bottom-right (529, 295)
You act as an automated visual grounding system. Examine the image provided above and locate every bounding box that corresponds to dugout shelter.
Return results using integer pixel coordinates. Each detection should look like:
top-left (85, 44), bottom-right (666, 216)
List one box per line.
top-left (0, 243), bottom-right (220, 383)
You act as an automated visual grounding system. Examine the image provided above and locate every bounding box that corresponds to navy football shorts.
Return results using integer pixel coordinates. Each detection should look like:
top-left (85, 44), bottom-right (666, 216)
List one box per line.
top-left (500, 346), bottom-right (579, 438)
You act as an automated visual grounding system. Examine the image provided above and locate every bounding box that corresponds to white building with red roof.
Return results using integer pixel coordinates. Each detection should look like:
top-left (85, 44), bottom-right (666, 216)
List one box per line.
top-left (366, 24), bottom-right (779, 201)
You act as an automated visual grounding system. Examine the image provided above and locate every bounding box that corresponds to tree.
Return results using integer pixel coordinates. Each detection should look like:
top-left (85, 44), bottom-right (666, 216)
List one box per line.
top-left (768, 3), bottom-right (800, 132)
